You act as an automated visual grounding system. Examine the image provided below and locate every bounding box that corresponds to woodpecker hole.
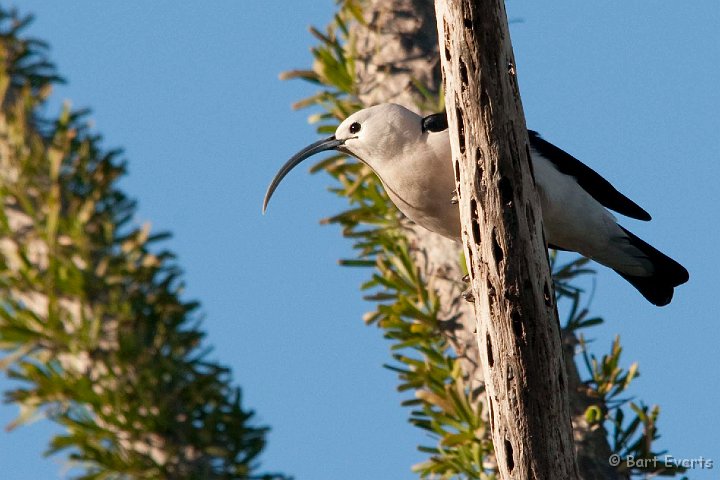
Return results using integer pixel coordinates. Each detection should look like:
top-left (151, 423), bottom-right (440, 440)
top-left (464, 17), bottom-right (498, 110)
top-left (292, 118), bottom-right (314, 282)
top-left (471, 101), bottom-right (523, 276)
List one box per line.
top-left (443, 20), bottom-right (451, 61)
top-left (508, 125), bottom-right (520, 170)
top-left (491, 227), bottom-right (504, 265)
top-left (511, 309), bottom-right (524, 341)
top-left (456, 106), bottom-right (466, 154)
top-left (454, 159), bottom-right (460, 184)
top-left (498, 176), bottom-right (513, 206)
top-left (486, 333), bottom-right (494, 367)
top-left (488, 396), bottom-right (495, 431)
top-left (505, 440), bottom-right (515, 472)
top-left (470, 199), bottom-right (481, 244)
top-left (459, 58), bottom-right (468, 87)
top-left (475, 150), bottom-right (484, 189)
top-left (480, 87), bottom-right (491, 126)
top-left (486, 281), bottom-right (497, 316)
top-left (480, 87), bottom-right (490, 108)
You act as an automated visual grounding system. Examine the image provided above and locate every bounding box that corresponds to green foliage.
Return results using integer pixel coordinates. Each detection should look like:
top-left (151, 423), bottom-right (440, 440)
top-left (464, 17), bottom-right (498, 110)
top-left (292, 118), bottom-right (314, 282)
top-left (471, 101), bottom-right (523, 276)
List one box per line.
top-left (362, 240), bottom-right (494, 479)
top-left (285, 2), bottom-right (686, 479)
top-left (557, 257), bottom-right (685, 478)
top-left (578, 334), bottom-right (686, 478)
top-left (0, 10), bottom-right (285, 480)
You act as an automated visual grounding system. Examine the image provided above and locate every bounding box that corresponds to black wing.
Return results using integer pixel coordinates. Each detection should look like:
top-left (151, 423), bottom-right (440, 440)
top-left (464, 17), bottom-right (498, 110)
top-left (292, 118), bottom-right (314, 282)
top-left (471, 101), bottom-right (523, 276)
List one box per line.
top-left (528, 130), bottom-right (651, 221)
top-left (419, 111), bottom-right (650, 221)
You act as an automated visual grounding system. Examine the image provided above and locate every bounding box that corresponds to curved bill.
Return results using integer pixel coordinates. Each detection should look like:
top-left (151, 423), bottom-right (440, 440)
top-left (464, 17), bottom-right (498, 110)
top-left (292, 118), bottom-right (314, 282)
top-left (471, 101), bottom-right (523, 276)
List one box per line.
top-left (262, 135), bottom-right (344, 213)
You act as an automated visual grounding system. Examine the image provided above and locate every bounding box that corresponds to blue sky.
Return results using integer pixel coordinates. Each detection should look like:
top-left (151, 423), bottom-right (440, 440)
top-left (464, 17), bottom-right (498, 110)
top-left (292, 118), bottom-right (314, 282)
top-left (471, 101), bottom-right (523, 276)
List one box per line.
top-left (1, 2), bottom-right (718, 479)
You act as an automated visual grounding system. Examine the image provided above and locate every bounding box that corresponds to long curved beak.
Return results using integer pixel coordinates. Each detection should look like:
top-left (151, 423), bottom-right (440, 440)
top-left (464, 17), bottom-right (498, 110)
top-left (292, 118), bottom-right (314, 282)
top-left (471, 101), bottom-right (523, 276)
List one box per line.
top-left (262, 135), bottom-right (344, 213)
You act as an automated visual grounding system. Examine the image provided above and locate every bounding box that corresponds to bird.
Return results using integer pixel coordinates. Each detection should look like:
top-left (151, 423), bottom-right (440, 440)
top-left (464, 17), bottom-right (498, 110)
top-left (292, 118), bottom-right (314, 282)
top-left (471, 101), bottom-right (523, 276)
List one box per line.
top-left (263, 103), bottom-right (688, 306)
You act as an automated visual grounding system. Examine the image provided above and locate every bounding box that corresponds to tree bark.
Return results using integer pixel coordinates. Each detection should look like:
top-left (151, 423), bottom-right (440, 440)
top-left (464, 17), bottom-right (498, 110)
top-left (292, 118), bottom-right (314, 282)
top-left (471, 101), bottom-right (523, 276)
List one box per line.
top-left (351, 1), bottom-right (624, 478)
top-left (434, 1), bottom-right (579, 479)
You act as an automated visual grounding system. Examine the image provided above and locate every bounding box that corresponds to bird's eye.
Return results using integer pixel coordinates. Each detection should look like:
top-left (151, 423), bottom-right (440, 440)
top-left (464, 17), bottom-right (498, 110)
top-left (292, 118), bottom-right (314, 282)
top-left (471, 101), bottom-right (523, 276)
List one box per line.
top-left (349, 122), bottom-right (361, 134)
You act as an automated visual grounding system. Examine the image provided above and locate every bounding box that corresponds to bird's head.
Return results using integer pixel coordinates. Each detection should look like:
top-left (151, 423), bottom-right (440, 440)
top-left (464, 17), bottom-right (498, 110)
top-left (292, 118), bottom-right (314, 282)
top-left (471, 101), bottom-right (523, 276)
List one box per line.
top-left (263, 103), bottom-right (445, 213)
top-left (334, 104), bottom-right (424, 166)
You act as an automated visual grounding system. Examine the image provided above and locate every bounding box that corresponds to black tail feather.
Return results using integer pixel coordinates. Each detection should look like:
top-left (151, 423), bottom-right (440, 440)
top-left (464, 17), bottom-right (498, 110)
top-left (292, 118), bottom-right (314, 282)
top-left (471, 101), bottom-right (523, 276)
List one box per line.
top-left (613, 227), bottom-right (689, 307)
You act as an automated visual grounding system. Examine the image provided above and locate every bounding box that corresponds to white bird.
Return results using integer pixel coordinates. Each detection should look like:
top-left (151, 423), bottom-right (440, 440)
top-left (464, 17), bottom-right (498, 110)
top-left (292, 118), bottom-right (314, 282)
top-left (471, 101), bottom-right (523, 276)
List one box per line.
top-left (263, 103), bottom-right (688, 306)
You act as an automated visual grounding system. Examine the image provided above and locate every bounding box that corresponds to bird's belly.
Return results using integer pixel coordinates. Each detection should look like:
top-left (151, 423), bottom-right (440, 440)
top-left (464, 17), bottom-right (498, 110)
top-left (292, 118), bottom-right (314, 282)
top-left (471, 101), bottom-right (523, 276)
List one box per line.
top-left (381, 170), bottom-right (461, 240)
top-left (413, 203), bottom-right (461, 240)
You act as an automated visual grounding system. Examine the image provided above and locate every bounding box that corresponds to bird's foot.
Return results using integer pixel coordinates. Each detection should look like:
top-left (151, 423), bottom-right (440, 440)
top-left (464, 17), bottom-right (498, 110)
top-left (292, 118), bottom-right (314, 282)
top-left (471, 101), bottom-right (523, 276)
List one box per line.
top-left (462, 286), bottom-right (475, 303)
top-left (451, 190), bottom-right (459, 205)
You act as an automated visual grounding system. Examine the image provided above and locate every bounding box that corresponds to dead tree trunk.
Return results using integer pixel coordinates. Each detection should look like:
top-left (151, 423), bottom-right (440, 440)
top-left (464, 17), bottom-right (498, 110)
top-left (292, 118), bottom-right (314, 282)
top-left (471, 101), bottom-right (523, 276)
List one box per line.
top-left (435, 1), bottom-right (579, 478)
top-left (350, 1), bottom-right (624, 478)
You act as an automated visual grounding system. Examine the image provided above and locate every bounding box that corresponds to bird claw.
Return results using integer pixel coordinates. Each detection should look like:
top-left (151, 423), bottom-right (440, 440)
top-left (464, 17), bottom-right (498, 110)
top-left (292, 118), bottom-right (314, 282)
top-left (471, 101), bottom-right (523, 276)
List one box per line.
top-left (450, 190), bottom-right (459, 205)
top-left (461, 274), bottom-right (470, 283)
top-left (462, 287), bottom-right (475, 303)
